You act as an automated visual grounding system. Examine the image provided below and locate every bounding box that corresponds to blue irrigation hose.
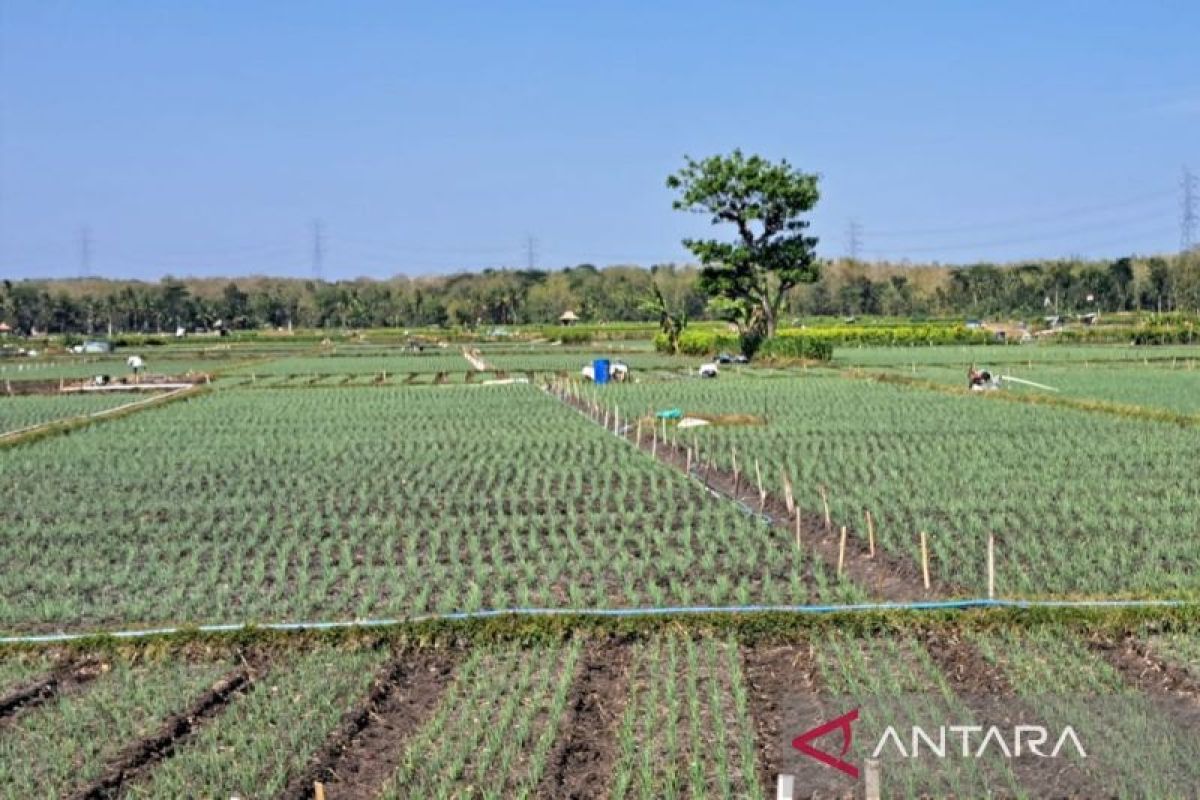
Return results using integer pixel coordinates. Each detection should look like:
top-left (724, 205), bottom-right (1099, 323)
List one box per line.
top-left (0, 598), bottom-right (1191, 645)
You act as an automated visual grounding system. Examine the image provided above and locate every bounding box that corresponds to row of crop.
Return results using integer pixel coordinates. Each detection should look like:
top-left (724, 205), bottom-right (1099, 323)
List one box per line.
top-left (0, 393), bottom-right (139, 435)
top-left (0, 384), bottom-right (862, 631)
top-left (594, 374), bottom-right (1200, 600)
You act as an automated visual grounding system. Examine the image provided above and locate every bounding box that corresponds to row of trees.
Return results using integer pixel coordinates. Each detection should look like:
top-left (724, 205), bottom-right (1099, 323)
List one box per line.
top-left (3, 253), bottom-right (1197, 336)
top-left (4, 149), bottom-right (1198, 337)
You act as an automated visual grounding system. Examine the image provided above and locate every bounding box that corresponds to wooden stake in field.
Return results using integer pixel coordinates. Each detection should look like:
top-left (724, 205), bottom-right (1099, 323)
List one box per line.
top-left (754, 458), bottom-right (766, 511)
top-left (651, 424), bottom-right (658, 458)
top-left (686, 447), bottom-right (692, 473)
top-left (837, 525), bottom-right (847, 578)
top-left (987, 532), bottom-right (995, 599)
top-left (613, 405), bottom-right (620, 435)
top-left (314, 782), bottom-right (326, 800)
top-left (818, 484), bottom-right (831, 532)
top-left (731, 448), bottom-right (741, 494)
top-left (636, 419), bottom-right (643, 448)
top-left (794, 508), bottom-right (802, 550)
top-left (920, 530), bottom-right (931, 591)
top-left (864, 760), bottom-right (882, 800)
top-left (865, 510), bottom-right (876, 558)
top-left (782, 469), bottom-right (795, 514)
top-left (603, 408), bottom-right (610, 431)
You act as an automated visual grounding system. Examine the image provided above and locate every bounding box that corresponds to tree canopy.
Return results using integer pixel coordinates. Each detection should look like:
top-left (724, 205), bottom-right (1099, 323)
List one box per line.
top-left (667, 150), bottom-right (822, 343)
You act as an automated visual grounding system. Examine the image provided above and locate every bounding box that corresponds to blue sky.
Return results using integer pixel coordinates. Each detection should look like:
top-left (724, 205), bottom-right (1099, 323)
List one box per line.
top-left (1, 1), bottom-right (1197, 280)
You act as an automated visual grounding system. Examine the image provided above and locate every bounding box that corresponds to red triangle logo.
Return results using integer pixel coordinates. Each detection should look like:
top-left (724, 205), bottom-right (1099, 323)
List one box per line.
top-left (792, 708), bottom-right (860, 778)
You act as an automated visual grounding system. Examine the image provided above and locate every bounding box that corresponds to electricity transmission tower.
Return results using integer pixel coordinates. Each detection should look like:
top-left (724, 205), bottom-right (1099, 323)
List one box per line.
top-left (311, 220), bottom-right (324, 282)
top-left (845, 219), bottom-right (863, 261)
top-left (1182, 166), bottom-right (1198, 252)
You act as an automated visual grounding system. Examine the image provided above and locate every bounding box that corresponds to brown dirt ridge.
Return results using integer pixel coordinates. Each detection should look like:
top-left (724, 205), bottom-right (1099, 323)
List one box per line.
top-left (281, 649), bottom-right (457, 800)
top-left (535, 637), bottom-right (634, 800)
top-left (68, 666), bottom-right (252, 800)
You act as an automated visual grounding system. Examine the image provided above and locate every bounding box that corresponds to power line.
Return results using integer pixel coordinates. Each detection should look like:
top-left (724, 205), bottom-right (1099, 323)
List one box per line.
top-left (868, 187), bottom-right (1177, 240)
top-left (311, 220), bottom-right (324, 282)
top-left (862, 207), bottom-right (1174, 257)
top-left (1182, 166), bottom-right (1198, 252)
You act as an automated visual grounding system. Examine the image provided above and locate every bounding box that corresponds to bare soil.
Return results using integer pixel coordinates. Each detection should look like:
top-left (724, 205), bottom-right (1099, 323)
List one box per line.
top-left (741, 642), bottom-right (855, 798)
top-left (0, 658), bottom-right (106, 723)
top-left (1088, 633), bottom-right (1200, 734)
top-left (68, 666), bottom-right (252, 800)
top-left (918, 629), bottom-right (1108, 798)
top-left (535, 637), bottom-right (634, 800)
top-left (280, 649), bottom-right (457, 800)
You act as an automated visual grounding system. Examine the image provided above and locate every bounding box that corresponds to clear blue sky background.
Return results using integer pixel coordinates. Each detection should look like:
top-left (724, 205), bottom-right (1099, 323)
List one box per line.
top-left (1, 1), bottom-right (1197, 280)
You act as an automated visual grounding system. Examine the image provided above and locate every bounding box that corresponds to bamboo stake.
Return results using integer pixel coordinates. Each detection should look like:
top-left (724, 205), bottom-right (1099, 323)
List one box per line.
top-left (782, 469), bottom-right (794, 514)
top-left (920, 531), bottom-right (931, 591)
top-left (837, 525), bottom-right (847, 578)
top-left (315, 782), bottom-right (326, 800)
top-left (818, 485), bottom-right (831, 532)
top-left (613, 405), bottom-right (619, 434)
top-left (794, 508), bottom-right (802, 550)
top-left (754, 458), bottom-right (765, 510)
top-left (686, 447), bottom-right (692, 473)
top-left (636, 419), bottom-right (643, 448)
top-left (987, 532), bottom-right (995, 599)
top-left (732, 448), bottom-right (740, 494)
top-left (865, 510), bottom-right (876, 558)
top-left (652, 425), bottom-right (658, 458)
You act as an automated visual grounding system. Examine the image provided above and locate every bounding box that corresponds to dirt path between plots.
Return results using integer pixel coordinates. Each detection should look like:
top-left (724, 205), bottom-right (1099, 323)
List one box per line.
top-left (535, 637), bottom-right (634, 800)
top-left (0, 658), bottom-right (107, 723)
top-left (918, 629), bottom-right (1109, 798)
top-left (555, 388), bottom-right (958, 602)
top-left (1088, 633), bottom-right (1200, 732)
top-left (68, 666), bottom-right (253, 800)
top-left (280, 650), bottom-right (457, 800)
top-left (741, 642), bottom-right (854, 798)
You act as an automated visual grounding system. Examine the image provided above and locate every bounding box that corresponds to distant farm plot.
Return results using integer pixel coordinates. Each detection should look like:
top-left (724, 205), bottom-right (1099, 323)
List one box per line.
top-left (0, 383), bottom-right (860, 632)
top-left (599, 374), bottom-right (1200, 599)
top-left (0, 393), bottom-right (141, 434)
top-left (836, 343), bottom-right (1200, 369)
top-left (878, 362), bottom-right (1200, 417)
top-left (0, 356), bottom-right (243, 382)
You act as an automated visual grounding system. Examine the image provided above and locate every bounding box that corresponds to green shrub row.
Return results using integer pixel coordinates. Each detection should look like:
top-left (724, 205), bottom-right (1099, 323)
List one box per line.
top-left (1056, 324), bottom-right (1198, 345)
top-left (655, 329), bottom-right (833, 360)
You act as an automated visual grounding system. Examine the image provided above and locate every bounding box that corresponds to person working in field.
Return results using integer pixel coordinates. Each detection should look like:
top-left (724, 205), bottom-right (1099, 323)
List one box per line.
top-left (967, 365), bottom-right (992, 389)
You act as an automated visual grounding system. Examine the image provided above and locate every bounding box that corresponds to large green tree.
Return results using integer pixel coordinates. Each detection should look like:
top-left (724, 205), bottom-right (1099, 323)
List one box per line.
top-left (667, 150), bottom-right (821, 342)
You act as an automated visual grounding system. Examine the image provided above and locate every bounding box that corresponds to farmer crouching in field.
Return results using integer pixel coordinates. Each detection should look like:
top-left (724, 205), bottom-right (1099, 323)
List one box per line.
top-left (967, 365), bottom-right (992, 390)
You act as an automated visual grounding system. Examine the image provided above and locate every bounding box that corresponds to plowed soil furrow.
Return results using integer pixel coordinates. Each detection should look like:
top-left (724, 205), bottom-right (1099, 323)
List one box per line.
top-left (557, 390), bottom-right (952, 602)
top-left (281, 650), bottom-right (457, 800)
top-left (536, 638), bottom-right (633, 800)
top-left (1088, 633), bottom-right (1200, 733)
top-left (67, 667), bottom-right (252, 800)
top-left (0, 659), bottom-right (105, 722)
top-left (918, 629), bottom-right (1110, 799)
top-left (741, 642), bottom-right (853, 798)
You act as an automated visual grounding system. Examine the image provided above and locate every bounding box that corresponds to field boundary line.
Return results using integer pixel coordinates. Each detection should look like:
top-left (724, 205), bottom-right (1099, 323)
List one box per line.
top-left (0, 385), bottom-right (202, 448)
top-left (1, 599), bottom-right (1193, 646)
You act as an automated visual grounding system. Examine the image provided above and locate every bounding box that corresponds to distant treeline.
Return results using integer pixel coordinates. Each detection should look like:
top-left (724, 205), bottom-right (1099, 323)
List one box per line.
top-left (2, 252), bottom-right (1198, 334)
